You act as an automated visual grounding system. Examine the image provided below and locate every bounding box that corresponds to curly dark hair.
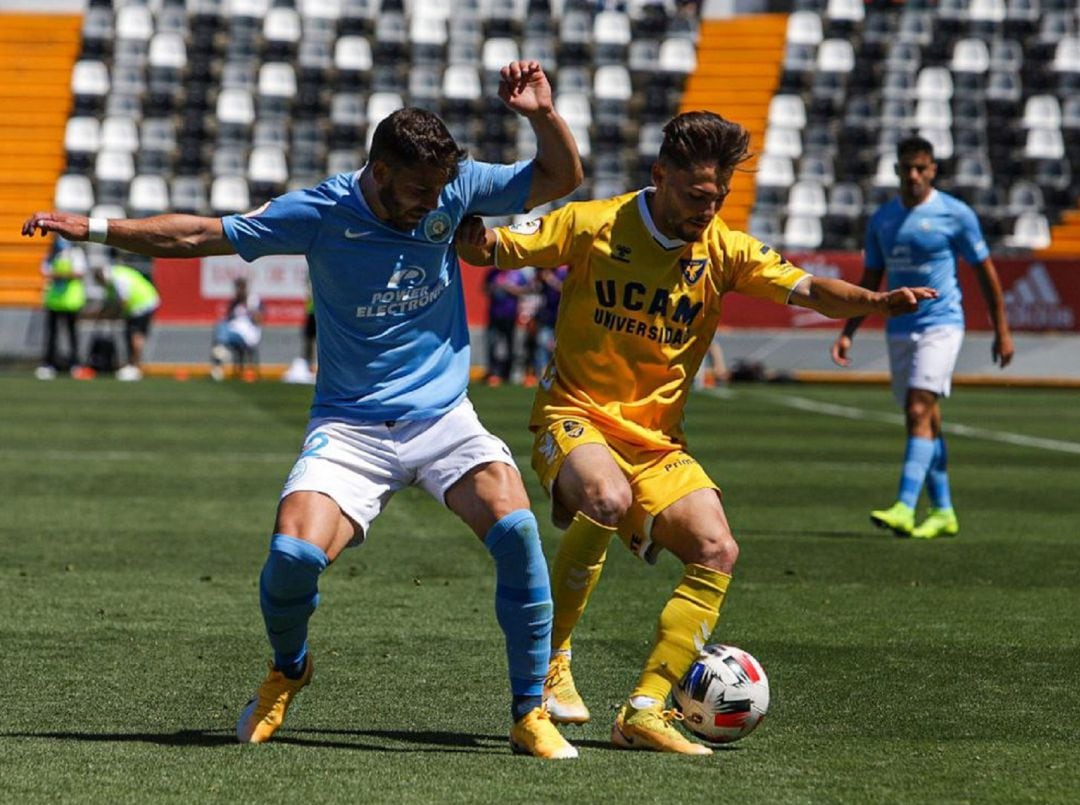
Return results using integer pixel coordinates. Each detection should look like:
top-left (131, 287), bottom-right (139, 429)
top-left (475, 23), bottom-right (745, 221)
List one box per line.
top-left (659, 111), bottom-right (752, 173)
top-left (368, 107), bottom-right (469, 179)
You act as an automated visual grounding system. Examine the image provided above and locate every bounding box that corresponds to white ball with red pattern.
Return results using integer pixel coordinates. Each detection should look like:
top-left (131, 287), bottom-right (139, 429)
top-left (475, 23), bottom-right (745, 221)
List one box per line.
top-left (672, 644), bottom-right (770, 744)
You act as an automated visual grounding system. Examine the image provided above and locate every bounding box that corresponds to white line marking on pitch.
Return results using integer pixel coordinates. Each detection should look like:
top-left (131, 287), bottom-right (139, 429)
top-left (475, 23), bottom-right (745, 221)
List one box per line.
top-left (736, 391), bottom-right (1080, 456)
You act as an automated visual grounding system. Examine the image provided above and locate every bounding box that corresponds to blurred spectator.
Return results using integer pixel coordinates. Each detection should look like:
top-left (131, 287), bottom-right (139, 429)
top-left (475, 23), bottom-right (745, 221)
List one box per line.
top-left (696, 328), bottom-right (729, 388)
top-left (210, 276), bottom-right (264, 381)
top-left (533, 266), bottom-right (568, 384)
top-left (483, 266), bottom-right (532, 386)
top-left (284, 284), bottom-right (317, 384)
top-left (517, 267), bottom-right (543, 387)
top-left (94, 257), bottom-right (160, 382)
top-left (36, 236), bottom-right (87, 379)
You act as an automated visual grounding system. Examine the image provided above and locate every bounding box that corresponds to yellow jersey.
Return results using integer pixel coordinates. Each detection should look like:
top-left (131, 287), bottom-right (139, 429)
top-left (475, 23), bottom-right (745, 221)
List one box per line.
top-left (493, 190), bottom-right (810, 450)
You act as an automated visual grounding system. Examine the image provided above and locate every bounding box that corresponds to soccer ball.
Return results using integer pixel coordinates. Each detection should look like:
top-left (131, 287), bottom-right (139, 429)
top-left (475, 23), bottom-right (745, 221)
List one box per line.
top-left (672, 644), bottom-right (770, 744)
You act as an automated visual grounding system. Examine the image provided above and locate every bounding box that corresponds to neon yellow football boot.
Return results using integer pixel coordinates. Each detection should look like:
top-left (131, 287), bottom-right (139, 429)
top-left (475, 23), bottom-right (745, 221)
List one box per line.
top-left (611, 702), bottom-right (712, 755)
top-left (543, 654), bottom-right (590, 724)
top-left (870, 501), bottom-right (915, 537)
top-left (509, 706), bottom-right (579, 759)
top-left (912, 507), bottom-right (960, 539)
top-left (236, 656), bottom-right (313, 743)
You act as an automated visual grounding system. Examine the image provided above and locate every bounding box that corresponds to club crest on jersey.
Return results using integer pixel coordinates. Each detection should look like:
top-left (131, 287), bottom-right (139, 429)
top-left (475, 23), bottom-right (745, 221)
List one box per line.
top-left (422, 211), bottom-right (452, 242)
top-left (561, 420), bottom-right (584, 438)
top-left (680, 258), bottom-right (707, 285)
top-left (509, 218), bottom-right (542, 235)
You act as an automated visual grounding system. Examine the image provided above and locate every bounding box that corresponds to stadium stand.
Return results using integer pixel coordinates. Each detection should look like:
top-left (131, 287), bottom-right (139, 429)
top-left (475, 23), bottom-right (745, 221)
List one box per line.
top-left (753, 0), bottom-right (1080, 252)
top-left (0, 13), bottom-right (82, 307)
top-left (681, 13), bottom-right (789, 231)
top-left (4, 0), bottom-right (1080, 312)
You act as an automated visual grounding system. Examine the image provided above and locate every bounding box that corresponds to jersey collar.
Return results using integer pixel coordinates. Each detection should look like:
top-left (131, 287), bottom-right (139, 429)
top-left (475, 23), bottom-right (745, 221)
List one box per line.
top-left (637, 189), bottom-right (686, 251)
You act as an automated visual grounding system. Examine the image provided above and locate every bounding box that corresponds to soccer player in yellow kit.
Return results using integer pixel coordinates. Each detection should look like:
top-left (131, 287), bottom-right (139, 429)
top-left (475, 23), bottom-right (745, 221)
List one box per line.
top-left (457, 111), bottom-right (936, 755)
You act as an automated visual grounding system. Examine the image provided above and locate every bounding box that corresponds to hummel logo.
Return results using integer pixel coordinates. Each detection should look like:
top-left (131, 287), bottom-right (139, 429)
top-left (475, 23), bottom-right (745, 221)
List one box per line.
top-left (693, 620), bottom-right (710, 653)
top-left (565, 567), bottom-right (591, 591)
top-left (344, 228), bottom-right (372, 239)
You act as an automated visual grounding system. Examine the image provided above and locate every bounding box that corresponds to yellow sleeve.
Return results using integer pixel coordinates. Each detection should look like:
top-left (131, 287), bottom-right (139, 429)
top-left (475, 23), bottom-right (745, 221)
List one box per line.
top-left (723, 229), bottom-right (810, 303)
top-left (494, 204), bottom-right (590, 270)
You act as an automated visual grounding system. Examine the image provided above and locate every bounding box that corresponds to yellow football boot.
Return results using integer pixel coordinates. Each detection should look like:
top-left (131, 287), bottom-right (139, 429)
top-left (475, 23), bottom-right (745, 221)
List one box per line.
top-left (509, 706), bottom-right (579, 760)
top-left (912, 507), bottom-right (960, 539)
top-left (543, 654), bottom-right (591, 724)
top-left (611, 702), bottom-right (713, 755)
top-left (870, 501), bottom-right (915, 537)
top-left (236, 656), bottom-right (313, 744)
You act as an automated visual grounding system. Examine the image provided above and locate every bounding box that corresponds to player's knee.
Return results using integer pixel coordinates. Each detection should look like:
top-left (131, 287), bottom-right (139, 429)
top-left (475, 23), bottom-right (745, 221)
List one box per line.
top-left (579, 479), bottom-right (632, 527)
top-left (905, 392), bottom-right (937, 425)
top-left (687, 532), bottom-right (739, 573)
top-left (473, 461), bottom-right (531, 509)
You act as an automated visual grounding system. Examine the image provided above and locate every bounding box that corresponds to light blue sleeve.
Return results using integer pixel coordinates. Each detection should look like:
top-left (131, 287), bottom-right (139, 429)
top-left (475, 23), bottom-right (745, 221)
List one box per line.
top-left (221, 187), bottom-right (329, 261)
top-left (951, 200), bottom-right (991, 266)
top-left (864, 209), bottom-right (886, 270)
top-left (461, 159), bottom-right (535, 217)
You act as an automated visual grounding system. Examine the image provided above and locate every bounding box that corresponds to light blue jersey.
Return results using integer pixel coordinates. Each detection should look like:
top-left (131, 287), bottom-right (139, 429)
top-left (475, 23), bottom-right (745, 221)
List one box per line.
top-left (865, 189), bottom-right (989, 335)
top-left (223, 160), bottom-right (533, 421)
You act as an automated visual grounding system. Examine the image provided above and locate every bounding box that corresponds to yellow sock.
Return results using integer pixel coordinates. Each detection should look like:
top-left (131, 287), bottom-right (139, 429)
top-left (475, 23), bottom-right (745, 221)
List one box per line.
top-left (632, 563), bottom-right (731, 704)
top-left (550, 512), bottom-right (615, 653)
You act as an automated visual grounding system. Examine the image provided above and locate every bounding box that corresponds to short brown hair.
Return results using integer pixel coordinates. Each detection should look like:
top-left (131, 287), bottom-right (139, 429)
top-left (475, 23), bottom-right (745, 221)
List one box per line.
top-left (368, 107), bottom-right (468, 179)
top-left (659, 111), bottom-right (752, 174)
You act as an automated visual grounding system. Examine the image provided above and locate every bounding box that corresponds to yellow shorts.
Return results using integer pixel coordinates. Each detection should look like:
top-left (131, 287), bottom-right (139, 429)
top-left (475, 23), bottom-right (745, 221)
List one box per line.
top-left (531, 417), bottom-right (719, 562)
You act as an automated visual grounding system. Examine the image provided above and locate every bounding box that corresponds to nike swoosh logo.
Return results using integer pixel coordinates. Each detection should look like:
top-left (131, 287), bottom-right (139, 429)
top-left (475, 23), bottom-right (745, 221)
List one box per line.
top-left (344, 228), bottom-right (371, 239)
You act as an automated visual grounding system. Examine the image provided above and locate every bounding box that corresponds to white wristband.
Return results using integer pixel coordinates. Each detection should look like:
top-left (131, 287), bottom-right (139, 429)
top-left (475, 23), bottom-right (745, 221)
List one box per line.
top-left (87, 217), bottom-right (109, 244)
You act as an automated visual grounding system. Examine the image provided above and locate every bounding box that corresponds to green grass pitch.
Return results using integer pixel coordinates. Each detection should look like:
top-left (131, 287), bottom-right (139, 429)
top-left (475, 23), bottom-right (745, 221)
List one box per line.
top-left (1, 376), bottom-right (1078, 803)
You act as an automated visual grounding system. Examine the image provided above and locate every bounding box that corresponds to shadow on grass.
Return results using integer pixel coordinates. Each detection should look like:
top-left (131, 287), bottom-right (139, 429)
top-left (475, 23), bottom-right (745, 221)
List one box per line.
top-left (0, 728), bottom-right (522, 754)
top-left (0, 729), bottom-right (235, 747)
top-left (739, 528), bottom-right (882, 540)
top-left (279, 728), bottom-right (506, 753)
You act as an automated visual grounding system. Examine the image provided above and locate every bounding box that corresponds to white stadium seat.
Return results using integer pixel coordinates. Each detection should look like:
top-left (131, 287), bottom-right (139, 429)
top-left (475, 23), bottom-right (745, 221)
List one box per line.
top-left (128, 174), bottom-right (170, 216)
top-left (55, 174), bottom-right (95, 214)
top-left (783, 214), bottom-right (824, 250)
top-left (211, 175), bottom-right (251, 214)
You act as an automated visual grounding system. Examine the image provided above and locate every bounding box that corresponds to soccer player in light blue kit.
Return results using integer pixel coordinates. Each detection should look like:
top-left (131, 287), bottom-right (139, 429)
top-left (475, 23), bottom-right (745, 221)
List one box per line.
top-left (832, 136), bottom-right (1014, 539)
top-left (22, 60), bottom-right (584, 759)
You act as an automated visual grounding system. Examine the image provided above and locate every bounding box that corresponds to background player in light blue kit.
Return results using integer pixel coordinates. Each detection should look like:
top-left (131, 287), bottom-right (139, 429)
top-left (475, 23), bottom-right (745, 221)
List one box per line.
top-left (22, 60), bottom-right (583, 759)
top-left (831, 135), bottom-right (1014, 539)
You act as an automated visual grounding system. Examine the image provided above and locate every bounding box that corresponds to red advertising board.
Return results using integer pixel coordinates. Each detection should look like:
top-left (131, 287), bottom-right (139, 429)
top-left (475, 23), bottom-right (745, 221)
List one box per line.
top-left (720, 252), bottom-right (1080, 332)
top-left (154, 253), bottom-right (1080, 333)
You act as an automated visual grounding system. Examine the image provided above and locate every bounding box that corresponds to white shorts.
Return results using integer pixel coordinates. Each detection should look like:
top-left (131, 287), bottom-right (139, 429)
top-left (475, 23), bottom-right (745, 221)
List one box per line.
top-left (887, 326), bottom-right (964, 405)
top-left (281, 398), bottom-right (518, 545)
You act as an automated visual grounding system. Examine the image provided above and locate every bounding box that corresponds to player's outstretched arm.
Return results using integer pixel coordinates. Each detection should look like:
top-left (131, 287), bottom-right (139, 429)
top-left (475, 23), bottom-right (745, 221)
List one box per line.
top-left (22, 211), bottom-right (236, 258)
top-left (498, 60), bottom-right (583, 209)
top-left (828, 268), bottom-right (884, 366)
top-left (792, 275), bottom-right (937, 321)
top-left (454, 215), bottom-right (497, 266)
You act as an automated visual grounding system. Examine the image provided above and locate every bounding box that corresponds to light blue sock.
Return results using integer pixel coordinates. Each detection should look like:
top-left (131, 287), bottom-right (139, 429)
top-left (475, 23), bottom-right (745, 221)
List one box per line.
top-left (897, 436), bottom-right (936, 509)
top-left (926, 436), bottom-right (953, 510)
top-left (259, 533), bottom-right (328, 677)
top-left (484, 509), bottom-right (553, 722)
